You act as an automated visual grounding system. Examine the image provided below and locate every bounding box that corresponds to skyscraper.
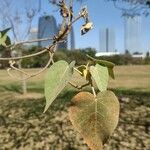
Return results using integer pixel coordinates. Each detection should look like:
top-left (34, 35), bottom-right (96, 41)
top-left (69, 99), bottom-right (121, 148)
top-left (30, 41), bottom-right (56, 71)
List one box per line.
top-left (38, 15), bottom-right (57, 47)
top-left (124, 15), bottom-right (141, 53)
top-left (70, 27), bottom-right (75, 50)
top-left (57, 24), bottom-right (68, 50)
top-left (99, 28), bottom-right (115, 52)
top-left (67, 27), bottom-right (75, 50)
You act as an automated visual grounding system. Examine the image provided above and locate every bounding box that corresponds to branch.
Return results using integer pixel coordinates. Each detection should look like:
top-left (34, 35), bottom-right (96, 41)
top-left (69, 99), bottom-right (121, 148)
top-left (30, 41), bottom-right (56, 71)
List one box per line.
top-left (14, 37), bottom-right (53, 46)
top-left (0, 49), bottom-right (47, 61)
top-left (7, 51), bottom-right (54, 81)
top-left (69, 81), bottom-right (90, 90)
top-left (0, 0), bottom-right (91, 81)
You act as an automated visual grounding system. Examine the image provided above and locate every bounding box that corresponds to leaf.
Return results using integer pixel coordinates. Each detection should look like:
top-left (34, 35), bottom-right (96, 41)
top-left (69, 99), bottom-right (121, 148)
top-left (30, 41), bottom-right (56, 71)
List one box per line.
top-left (90, 64), bottom-right (109, 92)
top-left (0, 28), bottom-right (11, 36)
top-left (87, 54), bottom-right (115, 79)
top-left (0, 28), bottom-right (11, 47)
top-left (76, 64), bottom-right (91, 81)
top-left (69, 91), bottom-right (120, 150)
top-left (44, 60), bottom-right (75, 113)
top-left (81, 22), bottom-right (93, 35)
top-left (108, 67), bottom-right (115, 79)
top-left (87, 54), bottom-right (115, 68)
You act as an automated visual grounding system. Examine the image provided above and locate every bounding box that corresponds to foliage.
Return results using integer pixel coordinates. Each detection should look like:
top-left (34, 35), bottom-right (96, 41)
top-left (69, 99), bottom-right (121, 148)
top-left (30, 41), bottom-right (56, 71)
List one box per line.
top-left (44, 60), bottom-right (75, 112)
top-left (107, 0), bottom-right (150, 16)
top-left (90, 64), bottom-right (109, 92)
top-left (21, 47), bottom-right (96, 68)
top-left (21, 48), bottom-right (150, 68)
top-left (44, 54), bottom-right (119, 150)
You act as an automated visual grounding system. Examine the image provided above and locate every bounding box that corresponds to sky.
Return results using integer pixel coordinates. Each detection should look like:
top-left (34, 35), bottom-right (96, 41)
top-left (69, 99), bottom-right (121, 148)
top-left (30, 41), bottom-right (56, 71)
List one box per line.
top-left (0, 0), bottom-right (150, 53)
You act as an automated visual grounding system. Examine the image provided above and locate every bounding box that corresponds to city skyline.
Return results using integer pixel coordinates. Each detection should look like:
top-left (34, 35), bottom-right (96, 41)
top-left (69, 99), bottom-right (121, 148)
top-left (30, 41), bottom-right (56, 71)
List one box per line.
top-left (124, 15), bottom-right (142, 54)
top-left (0, 0), bottom-right (150, 53)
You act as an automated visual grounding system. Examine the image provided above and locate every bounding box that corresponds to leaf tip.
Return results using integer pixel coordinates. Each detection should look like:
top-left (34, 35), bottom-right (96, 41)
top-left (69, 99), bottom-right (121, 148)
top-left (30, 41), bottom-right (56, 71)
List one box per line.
top-left (43, 105), bottom-right (48, 113)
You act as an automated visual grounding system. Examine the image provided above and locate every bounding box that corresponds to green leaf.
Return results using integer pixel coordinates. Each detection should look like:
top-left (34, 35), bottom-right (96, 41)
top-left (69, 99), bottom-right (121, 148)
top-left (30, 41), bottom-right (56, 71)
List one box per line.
top-left (108, 67), bottom-right (115, 79)
top-left (87, 54), bottom-right (115, 79)
top-left (44, 60), bottom-right (75, 113)
top-left (0, 28), bottom-right (11, 36)
top-left (87, 54), bottom-right (115, 68)
top-left (0, 28), bottom-right (11, 47)
top-left (69, 91), bottom-right (119, 150)
top-left (90, 64), bottom-right (109, 92)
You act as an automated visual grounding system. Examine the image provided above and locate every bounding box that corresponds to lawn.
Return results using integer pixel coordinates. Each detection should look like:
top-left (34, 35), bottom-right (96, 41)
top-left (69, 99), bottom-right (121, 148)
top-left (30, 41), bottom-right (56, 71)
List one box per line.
top-left (0, 65), bottom-right (150, 93)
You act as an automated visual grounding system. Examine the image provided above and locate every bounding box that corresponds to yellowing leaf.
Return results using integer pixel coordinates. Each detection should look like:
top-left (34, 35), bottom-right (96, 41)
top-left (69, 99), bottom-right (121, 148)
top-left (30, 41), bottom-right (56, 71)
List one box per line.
top-left (69, 91), bottom-right (120, 150)
top-left (81, 22), bottom-right (93, 35)
top-left (76, 64), bottom-right (91, 81)
top-left (44, 60), bottom-right (75, 112)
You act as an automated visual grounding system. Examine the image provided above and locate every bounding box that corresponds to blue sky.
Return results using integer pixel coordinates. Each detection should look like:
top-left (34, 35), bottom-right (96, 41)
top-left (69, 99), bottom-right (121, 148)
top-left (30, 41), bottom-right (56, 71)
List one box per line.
top-left (1, 0), bottom-right (150, 53)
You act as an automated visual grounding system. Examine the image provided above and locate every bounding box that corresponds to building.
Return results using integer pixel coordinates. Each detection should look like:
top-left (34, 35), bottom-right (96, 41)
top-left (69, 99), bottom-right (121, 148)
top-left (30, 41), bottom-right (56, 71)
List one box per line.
top-left (99, 28), bottom-right (115, 52)
top-left (124, 15), bottom-right (141, 54)
top-left (38, 15), bottom-right (57, 47)
top-left (70, 27), bottom-right (75, 50)
top-left (95, 52), bottom-right (120, 57)
top-left (57, 24), bottom-right (68, 50)
top-left (67, 26), bottom-right (75, 50)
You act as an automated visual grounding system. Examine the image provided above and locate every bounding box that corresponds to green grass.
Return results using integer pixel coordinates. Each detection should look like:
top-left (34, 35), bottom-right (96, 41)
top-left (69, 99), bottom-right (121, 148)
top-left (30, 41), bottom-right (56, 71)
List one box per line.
top-left (0, 65), bottom-right (150, 94)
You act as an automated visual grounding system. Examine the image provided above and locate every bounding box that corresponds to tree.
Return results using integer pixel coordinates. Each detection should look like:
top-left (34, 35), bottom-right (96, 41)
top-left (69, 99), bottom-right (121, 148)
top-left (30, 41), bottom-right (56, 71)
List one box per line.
top-left (0, 0), bottom-right (41, 94)
top-left (107, 0), bottom-right (150, 16)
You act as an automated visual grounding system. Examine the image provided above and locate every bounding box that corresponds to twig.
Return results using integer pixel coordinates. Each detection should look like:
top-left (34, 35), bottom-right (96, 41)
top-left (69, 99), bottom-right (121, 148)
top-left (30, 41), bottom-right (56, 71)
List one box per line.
top-left (15, 37), bottom-right (53, 46)
top-left (69, 81), bottom-right (90, 90)
top-left (7, 51), bottom-right (53, 81)
top-left (9, 61), bottom-right (30, 76)
top-left (0, 49), bottom-right (47, 61)
top-left (73, 67), bottom-right (82, 75)
top-left (91, 86), bottom-right (96, 98)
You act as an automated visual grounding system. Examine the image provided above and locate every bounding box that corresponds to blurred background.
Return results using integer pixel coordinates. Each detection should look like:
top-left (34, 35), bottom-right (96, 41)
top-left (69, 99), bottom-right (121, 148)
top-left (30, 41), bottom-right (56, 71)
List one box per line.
top-left (0, 0), bottom-right (149, 149)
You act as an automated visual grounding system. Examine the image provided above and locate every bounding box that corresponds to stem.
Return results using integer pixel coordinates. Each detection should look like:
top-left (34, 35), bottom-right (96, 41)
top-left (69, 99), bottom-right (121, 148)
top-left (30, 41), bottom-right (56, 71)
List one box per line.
top-left (7, 51), bottom-right (53, 81)
top-left (69, 81), bottom-right (90, 90)
top-left (74, 67), bottom-right (82, 75)
top-left (0, 49), bottom-right (47, 61)
top-left (14, 37), bottom-right (53, 46)
top-left (90, 81), bottom-right (96, 97)
top-left (91, 86), bottom-right (96, 98)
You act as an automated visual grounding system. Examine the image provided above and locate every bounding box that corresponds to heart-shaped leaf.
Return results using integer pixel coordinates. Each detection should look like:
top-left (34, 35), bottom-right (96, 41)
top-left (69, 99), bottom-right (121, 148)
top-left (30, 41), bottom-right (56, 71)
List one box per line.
top-left (69, 91), bottom-right (119, 150)
top-left (44, 60), bottom-right (75, 112)
top-left (87, 54), bottom-right (115, 79)
top-left (90, 64), bottom-right (109, 92)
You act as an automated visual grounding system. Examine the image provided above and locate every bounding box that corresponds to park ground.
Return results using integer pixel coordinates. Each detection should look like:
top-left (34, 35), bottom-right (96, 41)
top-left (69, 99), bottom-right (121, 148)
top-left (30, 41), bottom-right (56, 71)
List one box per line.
top-left (0, 65), bottom-right (150, 149)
